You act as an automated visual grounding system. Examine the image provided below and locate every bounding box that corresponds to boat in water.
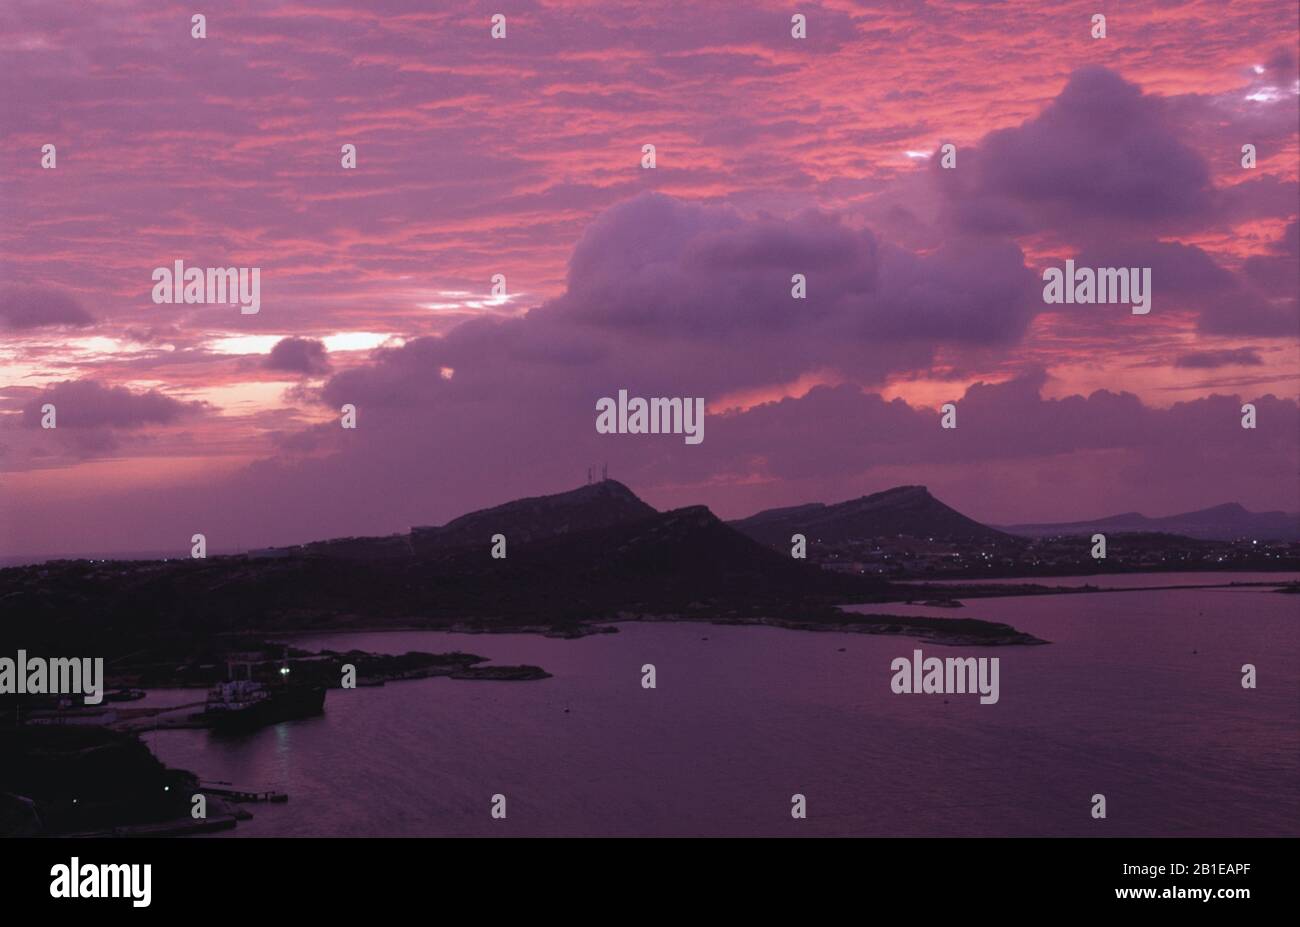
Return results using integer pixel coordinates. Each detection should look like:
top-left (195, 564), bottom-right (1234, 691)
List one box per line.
top-left (203, 658), bottom-right (326, 733)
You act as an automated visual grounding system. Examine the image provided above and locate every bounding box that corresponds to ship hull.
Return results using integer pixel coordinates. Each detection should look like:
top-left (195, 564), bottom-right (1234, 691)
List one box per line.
top-left (204, 685), bottom-right (327, 733)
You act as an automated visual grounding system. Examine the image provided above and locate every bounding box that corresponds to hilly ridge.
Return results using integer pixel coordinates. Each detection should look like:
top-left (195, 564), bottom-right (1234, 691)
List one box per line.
top-left (266, 479), bottom-right (656, 560)
top-left (730, 485), bottom-right (1012, 546)
top-left (411, 479), bottom-right (657, 552)
top-left (4, 480), bottom-right (1284, 656)
top-left (1003, 502), bottom-right (1300, 542)
top-left (0, 493), bottom-right (892, 653)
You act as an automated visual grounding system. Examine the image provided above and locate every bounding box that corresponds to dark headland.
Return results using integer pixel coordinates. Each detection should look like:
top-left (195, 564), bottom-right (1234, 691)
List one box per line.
top-left (0, 481), bottom-right (1049, 664)
top-left (5, 479), bottom-right (1297, 673)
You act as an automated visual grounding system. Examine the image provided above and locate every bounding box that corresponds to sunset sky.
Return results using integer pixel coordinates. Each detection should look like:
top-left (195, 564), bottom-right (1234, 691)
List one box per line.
top-left (2, 0), bottom-right (1298, 558)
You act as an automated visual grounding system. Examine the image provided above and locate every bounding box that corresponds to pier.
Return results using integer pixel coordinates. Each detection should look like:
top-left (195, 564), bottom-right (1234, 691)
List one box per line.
top-left (200, 781), bottom-right (288, 803)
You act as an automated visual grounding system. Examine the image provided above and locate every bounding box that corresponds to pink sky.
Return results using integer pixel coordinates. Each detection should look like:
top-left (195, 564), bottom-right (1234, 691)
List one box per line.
top-left (1, 0), bottom-right (1298, 558)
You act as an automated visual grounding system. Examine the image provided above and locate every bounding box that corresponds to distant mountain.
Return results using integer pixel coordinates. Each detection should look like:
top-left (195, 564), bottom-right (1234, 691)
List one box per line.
top-left (1002, 502), bottom-right (1300, 542)
top-left (270, 479), bottom-right (657, 560)
top-left (418, 503), bottom-right (882, 619)
top-left (411, 479), bottom-right (657, 552)
top-left (730, 486), bottom-right (1012, 546)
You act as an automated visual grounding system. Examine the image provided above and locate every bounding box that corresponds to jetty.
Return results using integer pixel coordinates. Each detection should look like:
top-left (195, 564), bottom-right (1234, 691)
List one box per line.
top-left (199, 781), bottom-right (288, 803)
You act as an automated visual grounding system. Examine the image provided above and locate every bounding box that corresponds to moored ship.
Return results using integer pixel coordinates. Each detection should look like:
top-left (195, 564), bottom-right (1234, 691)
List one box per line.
top-left (203, 659), bottom-right (326, 733)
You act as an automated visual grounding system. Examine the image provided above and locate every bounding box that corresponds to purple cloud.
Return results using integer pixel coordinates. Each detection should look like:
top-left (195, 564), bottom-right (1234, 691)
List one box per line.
top-left (938, 66), bottom-right (1217, 235)
top-left (265, 337), bottom-right (331, 375)
top-left (20, 380), bottom-right (205, 429)
top-left (544, 191), bottom-right (1038, 354)
top-left (1176, 348), bottom-right (1265, 368)
top-left (0, 286), bottom-right (94, 329)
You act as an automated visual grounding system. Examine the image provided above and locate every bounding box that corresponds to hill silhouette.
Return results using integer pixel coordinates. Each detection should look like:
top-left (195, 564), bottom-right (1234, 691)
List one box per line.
top-left (0, 487), bottom-right (896, 654)
top-left (731, 486), bottom-right (1011, 546)
top-left (1003, 502), bottom-right (1300, 541)
top-left (411, 479), bottom-right (657, 552)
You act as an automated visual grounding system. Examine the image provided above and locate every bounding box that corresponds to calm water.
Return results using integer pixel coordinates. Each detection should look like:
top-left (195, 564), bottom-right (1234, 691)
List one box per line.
top-left (145, 573), bottom-right (1300, 836)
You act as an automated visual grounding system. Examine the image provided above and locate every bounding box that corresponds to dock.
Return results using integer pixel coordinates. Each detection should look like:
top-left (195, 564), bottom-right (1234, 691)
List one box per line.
top-left (199, 782), bottom-right (288, 803)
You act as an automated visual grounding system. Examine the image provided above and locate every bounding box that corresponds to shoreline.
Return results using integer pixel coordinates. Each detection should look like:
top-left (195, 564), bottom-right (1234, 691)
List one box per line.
top-left (900, 578), bottom-right (1298, 601)
top-left (20, 575), bottom-right (1291, 741)
top-left (257, 611), bottom-right (1047, 648)
top-left (225, 577), bottom-right (1298, 648)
